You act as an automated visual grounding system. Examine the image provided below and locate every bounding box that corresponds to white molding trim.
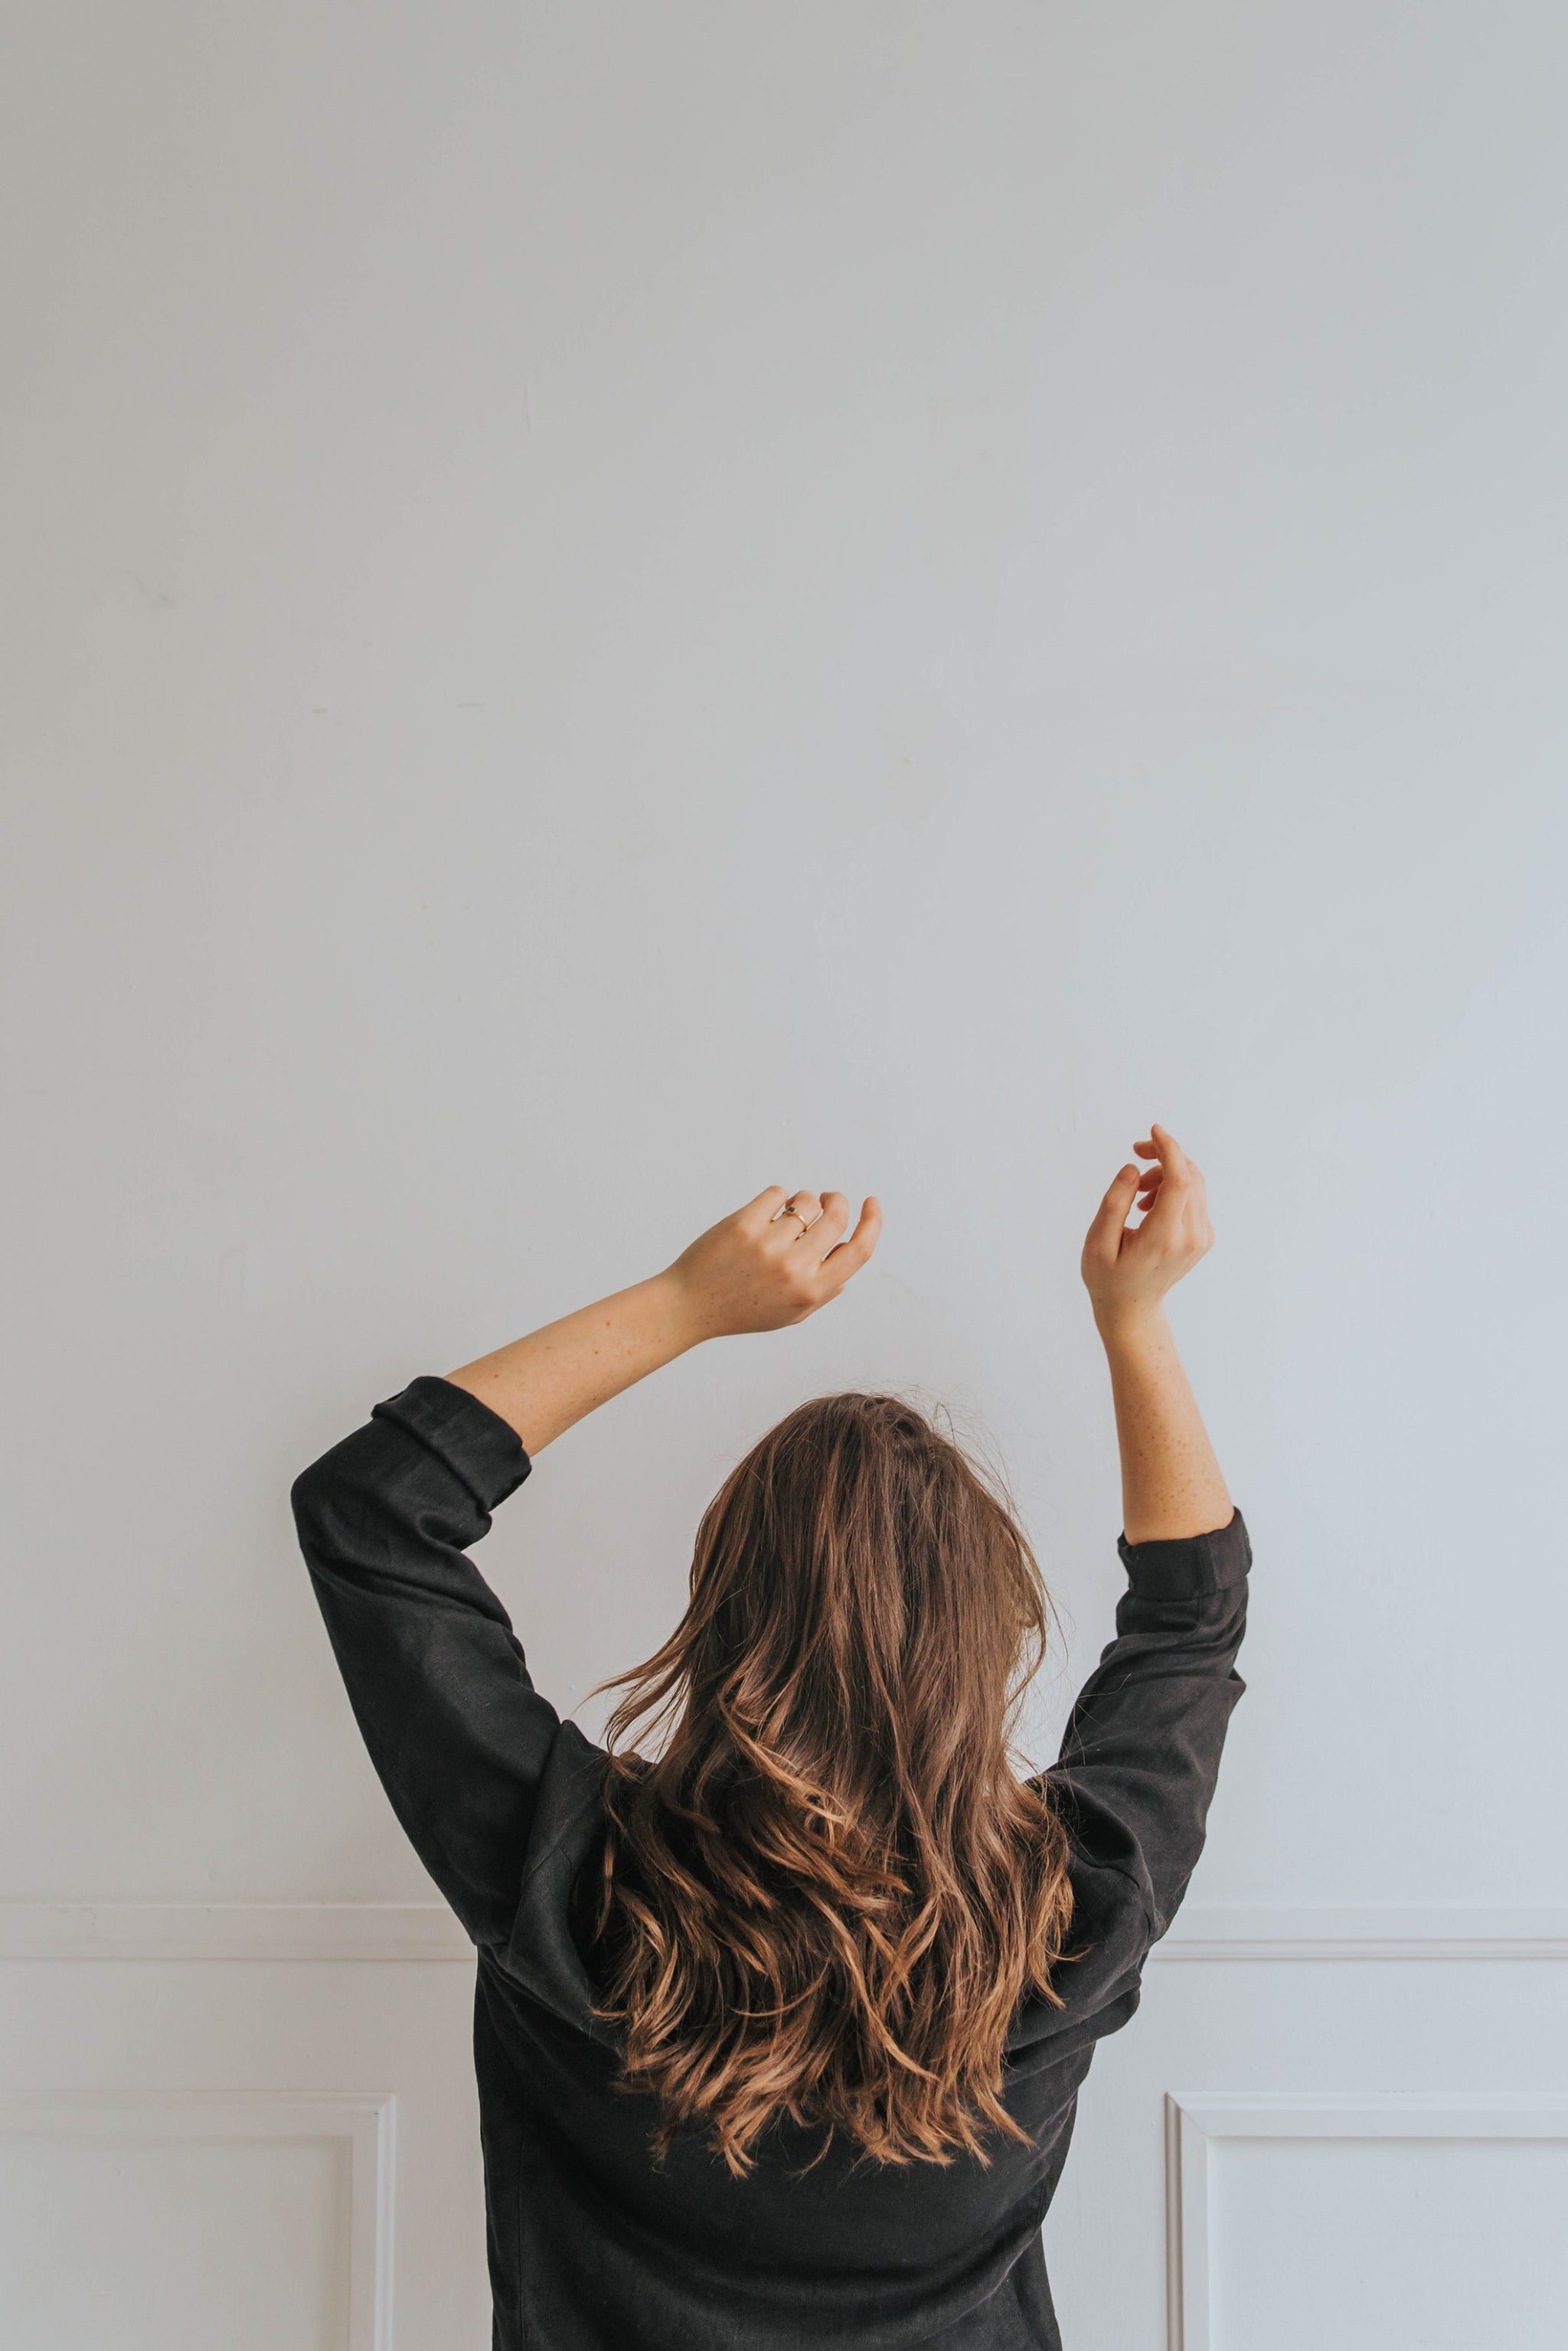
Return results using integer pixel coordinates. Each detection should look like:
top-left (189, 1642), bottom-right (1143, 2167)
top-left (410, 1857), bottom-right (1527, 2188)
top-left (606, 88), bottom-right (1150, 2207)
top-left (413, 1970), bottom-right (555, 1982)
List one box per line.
top-left (1153, 1903), bottom-right (1568, 1961)
top-left (1164, 2090), bottom-right (1568, 2351)
top-left (2, 1899), bottom-right (1566, 1963)
top-left (0, 1902), bottom-right (473, 1961)
top-left (0, 2088), bottom-right (397, 2351)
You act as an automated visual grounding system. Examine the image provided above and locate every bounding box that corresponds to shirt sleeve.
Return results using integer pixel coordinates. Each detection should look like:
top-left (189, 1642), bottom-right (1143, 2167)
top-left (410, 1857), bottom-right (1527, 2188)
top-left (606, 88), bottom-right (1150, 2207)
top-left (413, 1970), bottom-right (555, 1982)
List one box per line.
top-left (1047, 1508), bottom-right (1250, 1949)
top-left (289, 1373), bottom-right (561, 1952)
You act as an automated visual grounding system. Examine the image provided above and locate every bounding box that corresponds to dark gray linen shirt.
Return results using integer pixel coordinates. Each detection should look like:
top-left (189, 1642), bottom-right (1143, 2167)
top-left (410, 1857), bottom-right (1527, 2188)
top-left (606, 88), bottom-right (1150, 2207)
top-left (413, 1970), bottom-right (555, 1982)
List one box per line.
top-left (291, 1374), bottom-right (1249, 2351)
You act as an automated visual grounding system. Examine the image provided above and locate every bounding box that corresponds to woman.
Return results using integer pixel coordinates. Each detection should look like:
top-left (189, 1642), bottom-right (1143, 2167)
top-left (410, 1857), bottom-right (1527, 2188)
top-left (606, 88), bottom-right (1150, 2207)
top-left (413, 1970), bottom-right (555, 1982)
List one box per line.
top-left (292, 1122), bottom-right (1247, 2350)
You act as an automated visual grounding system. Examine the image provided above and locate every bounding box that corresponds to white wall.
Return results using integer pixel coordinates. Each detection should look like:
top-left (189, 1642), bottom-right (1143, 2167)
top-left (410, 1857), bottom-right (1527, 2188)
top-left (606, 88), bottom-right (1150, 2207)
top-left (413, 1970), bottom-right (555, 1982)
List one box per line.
top-left (5, 3), bottom-right (1566, 2343)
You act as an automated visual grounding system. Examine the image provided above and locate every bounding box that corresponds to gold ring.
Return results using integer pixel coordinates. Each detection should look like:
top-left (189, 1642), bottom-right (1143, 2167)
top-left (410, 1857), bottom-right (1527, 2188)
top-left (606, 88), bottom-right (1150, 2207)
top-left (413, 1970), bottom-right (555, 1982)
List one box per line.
top-left (782, 1203), bottom-right (813, 1231)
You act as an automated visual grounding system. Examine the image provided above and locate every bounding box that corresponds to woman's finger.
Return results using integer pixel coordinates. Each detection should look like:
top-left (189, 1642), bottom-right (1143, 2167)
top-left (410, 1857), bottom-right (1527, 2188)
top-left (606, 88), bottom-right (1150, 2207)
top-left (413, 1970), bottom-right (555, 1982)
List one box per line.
top-left (739, 1185), bottom-right (789, 1230)
top-left (808, 1191), bottom-right (851, 1259)
top-left (1148, 1122), bottom-right (1194, 1182)
top-left (1142, 1167), bottom-right (1194, 1237)
top-left (1086, 1164), bottom-right (1142, 1255)
top-left (1134, 1125), bottom-right (1194, 1220)
top-left (775, 1190), bottom-right (823, 1239)
top-left (821, 1196), bottom-right (882, 1281)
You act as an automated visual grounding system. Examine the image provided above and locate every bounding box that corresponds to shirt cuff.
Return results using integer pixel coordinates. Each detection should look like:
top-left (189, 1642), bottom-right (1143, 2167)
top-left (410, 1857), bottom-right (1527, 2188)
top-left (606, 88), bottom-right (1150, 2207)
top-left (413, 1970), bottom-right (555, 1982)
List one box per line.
top-left (371, 1375), bottom-right (532, 1513)
top-left (1116, 1506), bottom-right (1251, 1601)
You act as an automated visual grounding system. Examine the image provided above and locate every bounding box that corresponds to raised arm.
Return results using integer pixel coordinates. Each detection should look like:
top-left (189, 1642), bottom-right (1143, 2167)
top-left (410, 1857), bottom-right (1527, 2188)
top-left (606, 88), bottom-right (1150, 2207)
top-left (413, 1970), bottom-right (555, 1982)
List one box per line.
top-left (292, 1185), bottom-right (880, 1947)
top-left (291, 1377), bottom-right (556, 1950)
top-left (443, 1186), bottom-right (881, 1451)
top-left (1047, 1125), bottom-right (1248, 1959)
top-left (1081, 1123), bottom-right (1232, 1544)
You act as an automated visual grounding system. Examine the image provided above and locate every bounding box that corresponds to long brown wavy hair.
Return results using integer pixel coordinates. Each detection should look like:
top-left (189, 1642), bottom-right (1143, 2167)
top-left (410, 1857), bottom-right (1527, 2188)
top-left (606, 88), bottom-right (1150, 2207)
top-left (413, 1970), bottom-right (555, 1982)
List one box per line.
top-left (588, 1392), bottom-right (1076, 2175)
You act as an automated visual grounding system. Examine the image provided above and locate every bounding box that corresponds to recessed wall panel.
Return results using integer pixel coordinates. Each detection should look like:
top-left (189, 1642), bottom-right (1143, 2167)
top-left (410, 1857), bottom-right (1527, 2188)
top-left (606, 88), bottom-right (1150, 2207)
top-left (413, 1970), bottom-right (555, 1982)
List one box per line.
top-left (0, 2130), bottom-right (350, 2351)
top-left (1208, 2134), bottom-right (1568, 2351)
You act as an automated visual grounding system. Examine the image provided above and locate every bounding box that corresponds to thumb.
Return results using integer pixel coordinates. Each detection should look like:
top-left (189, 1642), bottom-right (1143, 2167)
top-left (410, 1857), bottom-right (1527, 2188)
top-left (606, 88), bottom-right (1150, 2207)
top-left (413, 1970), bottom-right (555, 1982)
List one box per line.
top-left (1086, 1163), bottom-right (1141, 1255)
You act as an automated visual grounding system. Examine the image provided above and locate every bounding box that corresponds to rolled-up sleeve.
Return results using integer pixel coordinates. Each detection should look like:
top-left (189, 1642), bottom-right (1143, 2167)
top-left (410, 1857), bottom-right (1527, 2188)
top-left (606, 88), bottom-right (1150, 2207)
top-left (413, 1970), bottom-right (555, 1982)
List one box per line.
top-left (290, 1373), bottom-right (561, 1951)
top-left (1047, 1510), bottom-right (1250, 1949)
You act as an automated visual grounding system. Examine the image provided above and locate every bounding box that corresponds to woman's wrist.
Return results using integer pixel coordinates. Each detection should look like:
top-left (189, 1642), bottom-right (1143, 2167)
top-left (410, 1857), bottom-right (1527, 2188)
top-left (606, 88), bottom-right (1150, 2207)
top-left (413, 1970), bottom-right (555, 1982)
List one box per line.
top-left (1092, 1298), bottom-right (1171, 1354)
top-left (643, 1266), bottom-right (714, 1354)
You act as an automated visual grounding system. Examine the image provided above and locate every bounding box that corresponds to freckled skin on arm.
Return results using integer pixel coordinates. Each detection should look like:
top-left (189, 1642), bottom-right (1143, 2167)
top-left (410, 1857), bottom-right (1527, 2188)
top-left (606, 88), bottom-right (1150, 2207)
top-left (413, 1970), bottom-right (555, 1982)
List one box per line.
top-left (443, 1187), bottom-right (883, 1457)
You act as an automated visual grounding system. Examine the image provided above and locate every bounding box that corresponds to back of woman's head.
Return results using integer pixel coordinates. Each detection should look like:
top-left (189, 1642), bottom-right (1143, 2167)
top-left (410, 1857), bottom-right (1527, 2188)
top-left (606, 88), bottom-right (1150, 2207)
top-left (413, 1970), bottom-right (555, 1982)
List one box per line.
top-left (591, 1391), bottom-right (1075, 2174)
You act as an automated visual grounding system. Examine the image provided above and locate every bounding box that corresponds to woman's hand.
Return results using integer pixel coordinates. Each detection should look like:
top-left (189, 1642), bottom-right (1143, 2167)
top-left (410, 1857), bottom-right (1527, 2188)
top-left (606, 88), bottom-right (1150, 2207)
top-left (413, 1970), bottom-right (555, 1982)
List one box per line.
top-left (664, 1187), bottom-right (883, 1341)
top-left (1080, 1122), bottom-right (1214, 1333)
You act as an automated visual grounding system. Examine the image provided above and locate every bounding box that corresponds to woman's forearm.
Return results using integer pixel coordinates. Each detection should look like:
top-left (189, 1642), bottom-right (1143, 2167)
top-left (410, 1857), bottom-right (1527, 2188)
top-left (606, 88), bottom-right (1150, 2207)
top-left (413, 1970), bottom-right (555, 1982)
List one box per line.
top-left (444, 1273), bottom-right (703, 1455)
top-left (1095, 1304), bottom-right (1233, 1545)
top-left (441, 1184), bottom-right (883, 1457)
